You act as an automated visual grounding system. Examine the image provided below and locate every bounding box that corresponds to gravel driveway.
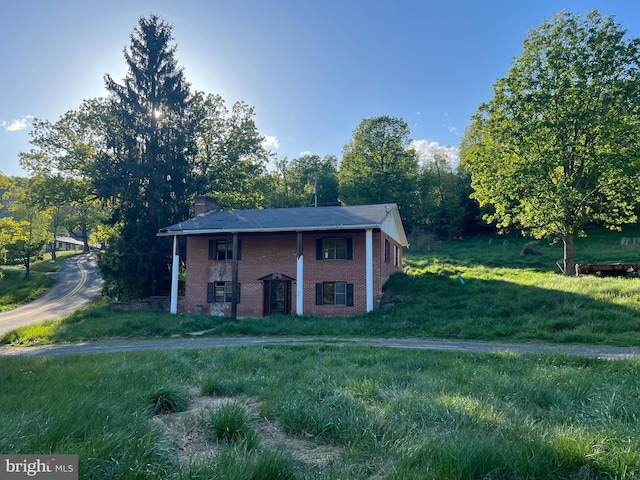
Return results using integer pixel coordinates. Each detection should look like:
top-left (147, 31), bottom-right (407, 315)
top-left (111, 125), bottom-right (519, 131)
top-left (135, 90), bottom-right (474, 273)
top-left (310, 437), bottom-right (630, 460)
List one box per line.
top-left (1, 256), bottom-right (639, 360)
top-left (1, 335), bottom-right (639, 359)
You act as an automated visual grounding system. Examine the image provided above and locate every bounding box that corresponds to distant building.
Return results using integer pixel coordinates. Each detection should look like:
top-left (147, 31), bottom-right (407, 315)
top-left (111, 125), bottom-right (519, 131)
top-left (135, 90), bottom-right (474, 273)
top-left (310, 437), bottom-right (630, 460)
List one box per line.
top-left (52, 236), bottom-right (84, 252)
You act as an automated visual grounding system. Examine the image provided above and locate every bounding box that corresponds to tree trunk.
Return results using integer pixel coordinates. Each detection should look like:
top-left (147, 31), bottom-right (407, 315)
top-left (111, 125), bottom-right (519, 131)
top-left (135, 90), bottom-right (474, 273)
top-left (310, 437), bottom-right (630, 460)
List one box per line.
top-left (562, 234), bottom-right (576, 276)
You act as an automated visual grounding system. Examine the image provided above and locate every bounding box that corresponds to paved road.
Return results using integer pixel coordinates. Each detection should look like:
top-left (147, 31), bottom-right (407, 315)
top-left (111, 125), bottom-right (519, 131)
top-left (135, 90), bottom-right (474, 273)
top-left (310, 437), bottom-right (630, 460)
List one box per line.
top-left (0, 253), bottom-right (103, 337)
top-left (1, 335), bottom-right (639, 359)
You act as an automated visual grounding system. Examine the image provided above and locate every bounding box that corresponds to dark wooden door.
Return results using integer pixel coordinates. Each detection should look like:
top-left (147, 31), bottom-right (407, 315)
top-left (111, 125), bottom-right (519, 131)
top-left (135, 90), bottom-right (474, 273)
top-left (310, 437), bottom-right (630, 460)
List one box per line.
top-left (264, 280), bottom-right (291, 315)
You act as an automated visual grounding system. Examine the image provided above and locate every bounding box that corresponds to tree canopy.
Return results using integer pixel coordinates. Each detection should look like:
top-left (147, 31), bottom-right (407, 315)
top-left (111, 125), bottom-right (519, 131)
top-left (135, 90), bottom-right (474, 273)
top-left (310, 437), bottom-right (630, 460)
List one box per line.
top-left (339, 116), bottom-right (420, 228)
top-left (460, 10), bottom-right (640, 275)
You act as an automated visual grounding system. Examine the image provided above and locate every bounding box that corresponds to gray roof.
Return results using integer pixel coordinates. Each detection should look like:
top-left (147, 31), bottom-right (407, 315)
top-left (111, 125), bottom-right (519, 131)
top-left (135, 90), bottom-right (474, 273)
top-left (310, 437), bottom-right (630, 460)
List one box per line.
top-left (158, 203), bottom-right (408, 245)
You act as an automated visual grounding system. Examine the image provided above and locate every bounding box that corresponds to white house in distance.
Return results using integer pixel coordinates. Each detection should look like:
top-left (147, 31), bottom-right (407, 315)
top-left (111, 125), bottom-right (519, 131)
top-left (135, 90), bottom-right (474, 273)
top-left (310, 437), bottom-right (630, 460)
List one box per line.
top-left (52, 236), bottom-right (84, 251)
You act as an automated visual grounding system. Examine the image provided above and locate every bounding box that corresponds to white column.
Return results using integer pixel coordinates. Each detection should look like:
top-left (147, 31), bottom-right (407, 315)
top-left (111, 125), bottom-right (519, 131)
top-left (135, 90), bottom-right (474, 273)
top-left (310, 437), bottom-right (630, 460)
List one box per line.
top-left (296, 232), bottom-right (304, 315)
top-left (366, 229), bottom-right (373, 312)
top-left (170, 235), bottom-right (179, 314)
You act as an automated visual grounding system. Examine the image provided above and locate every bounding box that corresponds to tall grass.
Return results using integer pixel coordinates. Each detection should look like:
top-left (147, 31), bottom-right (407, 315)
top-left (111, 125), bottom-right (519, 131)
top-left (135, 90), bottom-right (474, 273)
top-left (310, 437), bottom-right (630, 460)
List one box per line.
top-left (1, 345), bottom-right (640, 479)
top-left (4, 227), bottom-right (640, 346)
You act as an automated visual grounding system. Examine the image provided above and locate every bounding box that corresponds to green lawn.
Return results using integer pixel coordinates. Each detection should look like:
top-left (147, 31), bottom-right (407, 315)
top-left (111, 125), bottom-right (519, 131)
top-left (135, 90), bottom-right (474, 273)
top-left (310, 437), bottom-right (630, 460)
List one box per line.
top-left (2, 231), bottom-right (640, 478)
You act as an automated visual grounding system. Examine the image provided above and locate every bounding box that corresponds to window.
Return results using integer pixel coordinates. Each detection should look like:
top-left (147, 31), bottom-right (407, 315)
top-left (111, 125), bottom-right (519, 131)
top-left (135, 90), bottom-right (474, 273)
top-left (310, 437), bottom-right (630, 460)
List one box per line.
top-left (315, 282), bottom-right (354, 306)
top-left (316, 237), bottom-right (353, 260)
top-left (207, 281), bottom-right (240, 303)
top-left (384, 239), bottom-right (391, 263)
top-left (208, 239), bottom-right (241, 261)
top-left (394, 245), bottom-right (400, 266)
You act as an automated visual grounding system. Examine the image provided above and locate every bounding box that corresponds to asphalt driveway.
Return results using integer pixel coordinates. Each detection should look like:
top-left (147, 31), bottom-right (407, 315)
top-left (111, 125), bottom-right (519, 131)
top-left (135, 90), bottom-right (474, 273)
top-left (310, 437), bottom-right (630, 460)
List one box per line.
top-left (0, 253), bottom-right (103, 337)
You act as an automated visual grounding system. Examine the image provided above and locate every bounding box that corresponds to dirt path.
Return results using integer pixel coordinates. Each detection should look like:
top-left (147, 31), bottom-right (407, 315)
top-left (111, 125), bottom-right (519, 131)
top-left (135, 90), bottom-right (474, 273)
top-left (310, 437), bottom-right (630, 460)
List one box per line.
top-left (0, 253), bottom-right (103, 337)
top-left (1, 335), bottom-right (639, 359)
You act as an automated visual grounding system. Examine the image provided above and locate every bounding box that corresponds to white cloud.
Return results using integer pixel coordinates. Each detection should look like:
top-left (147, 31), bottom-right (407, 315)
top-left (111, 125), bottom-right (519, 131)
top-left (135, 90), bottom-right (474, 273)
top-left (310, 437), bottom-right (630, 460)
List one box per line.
top-left (261, 135), bottom-right (279, 149)
top-left (2, 116), bottom-right (33, 132)
top-left (410, 139), bottom-right (460, 167)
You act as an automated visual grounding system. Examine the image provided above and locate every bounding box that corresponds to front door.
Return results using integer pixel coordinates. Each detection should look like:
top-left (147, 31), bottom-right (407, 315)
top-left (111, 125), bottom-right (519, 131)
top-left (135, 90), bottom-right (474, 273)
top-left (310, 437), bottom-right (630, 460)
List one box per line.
top-left (264, 280), bottom-right (291, 316)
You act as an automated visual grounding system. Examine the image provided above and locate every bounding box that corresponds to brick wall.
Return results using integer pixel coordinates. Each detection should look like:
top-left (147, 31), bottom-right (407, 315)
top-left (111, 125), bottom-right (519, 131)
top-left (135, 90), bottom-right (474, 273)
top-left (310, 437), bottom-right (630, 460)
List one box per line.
top-left (183, 229), bottom-right (404, 317)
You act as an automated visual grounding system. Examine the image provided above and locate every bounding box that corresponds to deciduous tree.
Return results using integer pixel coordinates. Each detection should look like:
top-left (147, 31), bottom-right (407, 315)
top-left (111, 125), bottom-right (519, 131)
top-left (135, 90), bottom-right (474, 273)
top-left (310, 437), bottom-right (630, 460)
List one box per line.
top-left (461, 10), bottom-right (640, 275)
top-left (191, 92), bottom-right (269, 209)
top-left (1, 178), bottom-right (52, 277)
top-left (339, 116), bottom-right (419, 228)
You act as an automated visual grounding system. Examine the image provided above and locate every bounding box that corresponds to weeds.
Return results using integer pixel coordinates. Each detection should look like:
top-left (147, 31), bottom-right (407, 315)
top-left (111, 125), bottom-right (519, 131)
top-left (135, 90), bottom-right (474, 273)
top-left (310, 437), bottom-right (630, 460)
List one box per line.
top-left (206, 401), bottom-right (258, 448)
top-left (148, 385), bottom-right (190, 415)
top-left (2, 346), bottom-right (640, 478)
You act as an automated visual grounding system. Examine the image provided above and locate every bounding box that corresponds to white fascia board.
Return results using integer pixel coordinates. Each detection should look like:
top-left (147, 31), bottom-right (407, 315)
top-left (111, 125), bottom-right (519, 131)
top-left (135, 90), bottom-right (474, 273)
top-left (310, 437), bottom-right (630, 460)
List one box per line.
top-left (157, 224), bottom-right (383, 237)
top-left (379, 210), bottom-right (409, 246)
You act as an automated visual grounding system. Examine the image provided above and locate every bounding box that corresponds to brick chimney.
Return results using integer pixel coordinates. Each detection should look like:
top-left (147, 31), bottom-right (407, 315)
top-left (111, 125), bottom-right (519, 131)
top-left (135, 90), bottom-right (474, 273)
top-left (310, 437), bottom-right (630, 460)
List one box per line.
top-left (194, 195), bottom-right (219, 216)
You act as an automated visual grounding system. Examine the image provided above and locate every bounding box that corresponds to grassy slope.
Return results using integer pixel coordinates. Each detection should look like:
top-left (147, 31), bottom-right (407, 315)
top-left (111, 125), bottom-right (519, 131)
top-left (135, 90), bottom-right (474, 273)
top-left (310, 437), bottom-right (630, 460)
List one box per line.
top-left (7, 230), bottom-right (640, 346)
top-left (3, 228), bottom-right (640, 346)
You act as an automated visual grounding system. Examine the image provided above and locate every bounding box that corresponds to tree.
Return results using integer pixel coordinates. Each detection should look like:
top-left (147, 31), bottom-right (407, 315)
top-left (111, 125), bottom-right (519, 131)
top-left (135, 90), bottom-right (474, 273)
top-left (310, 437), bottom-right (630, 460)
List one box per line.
top-left (95, 14), bottom-right (197, 299)
top-left (460, 10), bottom-right (640, 275)
top-left (1, 178), bottom-right (52, 277)
top-left (191, 92), bottom-right (269, 209)
top-left (268, 154), bottom-right (339, 208)
top-left (19, 99), bottom-right (113, 255)
top-left (414, 144), bottom-right (467, 237)
top-left (339, 116), bottom-right (419, 228)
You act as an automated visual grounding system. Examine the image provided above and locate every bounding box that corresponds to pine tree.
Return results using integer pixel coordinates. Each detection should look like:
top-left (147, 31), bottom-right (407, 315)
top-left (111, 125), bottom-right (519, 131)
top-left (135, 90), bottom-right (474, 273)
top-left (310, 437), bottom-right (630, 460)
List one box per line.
top-left (96, 14), bottom-right (196, 299)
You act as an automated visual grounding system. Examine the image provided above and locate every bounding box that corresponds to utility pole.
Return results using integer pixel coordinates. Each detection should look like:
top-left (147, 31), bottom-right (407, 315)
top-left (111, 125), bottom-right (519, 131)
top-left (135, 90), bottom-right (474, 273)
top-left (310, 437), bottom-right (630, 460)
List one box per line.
top-left (313, 176), bottom-right (318, 207)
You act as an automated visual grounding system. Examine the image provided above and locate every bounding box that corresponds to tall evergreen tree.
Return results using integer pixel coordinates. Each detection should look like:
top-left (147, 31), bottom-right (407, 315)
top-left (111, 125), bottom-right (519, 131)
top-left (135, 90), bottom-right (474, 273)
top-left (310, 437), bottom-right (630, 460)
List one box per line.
top-left (96, 14), bottom-right (197, 299)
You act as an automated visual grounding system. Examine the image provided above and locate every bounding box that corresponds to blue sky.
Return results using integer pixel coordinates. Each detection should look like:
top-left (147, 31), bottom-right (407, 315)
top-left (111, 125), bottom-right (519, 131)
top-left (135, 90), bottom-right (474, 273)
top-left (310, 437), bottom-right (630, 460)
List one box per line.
top-left (2, 0), bottom-right (639, 177)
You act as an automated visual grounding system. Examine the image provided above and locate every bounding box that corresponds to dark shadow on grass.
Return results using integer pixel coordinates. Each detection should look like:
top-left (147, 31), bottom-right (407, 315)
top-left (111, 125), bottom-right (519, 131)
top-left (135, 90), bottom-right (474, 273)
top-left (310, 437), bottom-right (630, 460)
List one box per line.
top-left (374, 271), bottom-right (640, 346)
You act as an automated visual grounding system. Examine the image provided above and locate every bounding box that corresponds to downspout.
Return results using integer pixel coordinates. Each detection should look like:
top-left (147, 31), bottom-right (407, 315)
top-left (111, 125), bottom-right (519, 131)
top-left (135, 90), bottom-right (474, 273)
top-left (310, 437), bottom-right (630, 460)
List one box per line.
top-left (366, 229), bottom-right (374, 312)
top-left (296, 232), bottom-right (304, 315)
top-left (231, 232), bottom-right (239, 319)
top-left (170, 235), bottom-right (179, 314)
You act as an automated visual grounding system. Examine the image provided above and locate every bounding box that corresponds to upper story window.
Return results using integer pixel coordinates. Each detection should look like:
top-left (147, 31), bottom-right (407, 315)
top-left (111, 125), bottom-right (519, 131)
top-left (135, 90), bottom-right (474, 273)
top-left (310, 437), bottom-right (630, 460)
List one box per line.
top-left (208, 239), bottom-right (241, 261)
top-left (316, 237), bottom-right (353, 260)
top-left (384, 239), bottom-right (401, 266)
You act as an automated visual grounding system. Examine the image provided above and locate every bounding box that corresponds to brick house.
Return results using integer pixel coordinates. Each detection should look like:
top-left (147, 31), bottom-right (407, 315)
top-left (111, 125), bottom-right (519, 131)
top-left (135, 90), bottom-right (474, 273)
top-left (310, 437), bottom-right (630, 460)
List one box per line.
top-left (157, 200), bottom-right (408, 317)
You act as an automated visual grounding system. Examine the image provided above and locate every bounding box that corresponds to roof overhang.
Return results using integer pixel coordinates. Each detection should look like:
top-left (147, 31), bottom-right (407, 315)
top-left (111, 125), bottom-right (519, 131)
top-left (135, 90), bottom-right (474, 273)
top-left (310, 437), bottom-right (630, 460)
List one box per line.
top-left (157, 223), bottom-right (383, 237)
